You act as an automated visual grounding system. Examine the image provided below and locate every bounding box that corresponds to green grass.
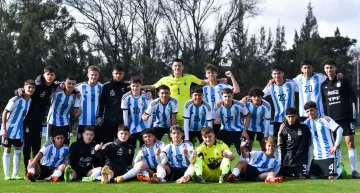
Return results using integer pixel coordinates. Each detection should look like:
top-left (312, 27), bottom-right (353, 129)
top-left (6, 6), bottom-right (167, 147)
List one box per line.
top-left (1, 133), bottom-right (360, 193)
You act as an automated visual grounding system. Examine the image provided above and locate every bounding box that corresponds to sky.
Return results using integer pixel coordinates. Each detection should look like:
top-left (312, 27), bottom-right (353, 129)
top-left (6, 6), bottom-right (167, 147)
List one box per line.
top-left (245, 0), bottom-right (360, 48)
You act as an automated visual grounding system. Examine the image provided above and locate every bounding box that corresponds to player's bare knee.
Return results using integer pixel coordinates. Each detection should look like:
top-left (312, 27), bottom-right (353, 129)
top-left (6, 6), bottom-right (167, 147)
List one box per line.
top-left (57, 164), bottom-right (66, 171)
top-left (3, 147), bottom-right (11, 153)
top-left (346, 141), bottom-right (355, 149)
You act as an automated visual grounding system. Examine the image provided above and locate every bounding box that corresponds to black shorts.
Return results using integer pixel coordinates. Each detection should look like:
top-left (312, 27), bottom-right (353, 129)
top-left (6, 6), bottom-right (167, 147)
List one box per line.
top-left (108, 165), bottom-right (131, 178)
top-left (247, 131), bottom-right (264, 142)
top-left (239, 164), bottom-right (261, 181)
top-left (128, 132), bottom-right (144, 148)
top-left (152, 127), bottom-right (170, 141)
top-left (336, 119), bottom-right (355, 136)
top-left (189, 131), bottom-right (203, 144)
top-left (217, 130), bottom-right (242, 155)
top-left (166, 167), bottom-right (187, 181)
top-left (273, 122), bottom-right (282, 137)
top-left (23, 118), bottom-right (43, 149)
top-left (38, 165), bottom-right (63, 180)
top-left (309, 158), bottom-right (336, 177)
top-left (73, 167), bottom-right (90, 179)
top-left (2, 138), bottom-right (22, 148)
top-left (278, 165), bottom-right (307, 177)
top-left (47, 124), bottom-right (70, 144)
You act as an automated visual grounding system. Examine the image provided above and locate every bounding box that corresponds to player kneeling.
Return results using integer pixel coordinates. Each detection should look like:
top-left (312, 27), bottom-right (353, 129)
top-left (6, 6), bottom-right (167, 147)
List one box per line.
top-left (64, 126), bottom-right (100, 182)
top-left (228, 136), bottom-right (282, 183)
top-left (191, 127), bottom-right (235, 183)
top-left (93, 125), bottom-right (135, 184)
top-left (26, 130), bottom-right (69, 182)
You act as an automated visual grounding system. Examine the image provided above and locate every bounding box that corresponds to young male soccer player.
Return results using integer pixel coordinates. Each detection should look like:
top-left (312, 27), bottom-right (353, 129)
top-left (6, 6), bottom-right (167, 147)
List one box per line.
top-left (321, 59), bottom-right (360, 178)
top-left (64, 126), bottom-right (98, 182)
top-left (183, 86), bottom-right (213, 143)
top-left (303, 101), bottom-right (345, 180)
top-left (142, 85), bottom-right (178, 140)
top-left (121, 76), bottom-right (152, 147)
top-left (76, 66), bottom-right (102, 142)
top-left (2, 80), bottom-right (35, 180)
top-left (228, 136), bottom-right (282, 183)
top-left (26, 130), bottom-right (69, 182)
top-left (245, 86), bottom-right (271, 151)
top-left (278, 107), bottom-right (311, 179)
top-left (116, 129), bottom-right (167, 183)
top-left (47, 76), bottom-right (81, 145)
top-left (93, 125), bottom-right (135, 184)
top-left (96, 64), bottom-right (130, 143)
top-left (191, 127), bottom-right (235, 183)
top-left (213, 88), bottom-right (251, 154)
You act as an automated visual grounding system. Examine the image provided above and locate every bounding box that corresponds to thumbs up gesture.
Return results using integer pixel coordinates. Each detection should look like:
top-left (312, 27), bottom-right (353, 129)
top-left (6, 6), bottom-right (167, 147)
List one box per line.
top-left (155, 146), bottom-right (161, 156)
top-left (95, 142), bottom-right (103, 151)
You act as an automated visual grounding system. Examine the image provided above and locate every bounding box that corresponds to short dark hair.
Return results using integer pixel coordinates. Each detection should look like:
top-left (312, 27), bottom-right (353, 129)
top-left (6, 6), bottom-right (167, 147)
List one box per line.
top-left (205, 63), bottom-right (217, 72)
top-left (24, 79), bottom-right (35, 86)
top-left (113, 64), bottom-right (124, 72)
top-left (130, 76), bottom-right (142, 84)
top-left (304, 101), bottom-right (317, 111)
top-left (271, 65), bottom-right (284, 72)
top-left (191, 86), bottom-right (203, 95)
top-left (222, 88), bottom-right (233, 95)
top-left (301, 60), bottom-right (313, 67)
top-left (44, 66), bottom-right (55, 74)
top-left (323, 58), bottom-right (336, 66)
top-left (171, 58), bottom-right (183, 65)
top-left (118, 124), bottom-right (130, 132)
top-left (66, 76), bottom-right (76, 81)
top-left (84, 126), bottom-right (95, 133)
top-left (170, 125), bottom-right (183, 133)
top-left (158, 85), bottom-right (170, 92)
top-left (52, 129), bottom-right (66, 138)
top-left (201, 126), bottom-right (214, 136)
top-left (141, 128), bottom-right (155, 136)
top-left (285, 107), bottom-right (297, 115)
top-left (248, 86), bottom-right (264, 97)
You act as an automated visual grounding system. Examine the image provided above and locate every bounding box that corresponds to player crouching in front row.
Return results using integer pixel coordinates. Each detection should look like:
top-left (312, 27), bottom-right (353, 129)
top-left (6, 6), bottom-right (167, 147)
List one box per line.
top-left (228, 136), bottom-right (283, 183)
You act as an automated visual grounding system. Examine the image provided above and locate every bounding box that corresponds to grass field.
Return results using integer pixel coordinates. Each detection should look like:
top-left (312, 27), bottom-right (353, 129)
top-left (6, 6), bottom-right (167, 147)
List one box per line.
top-left (1, 133), bottom-right (360, 193)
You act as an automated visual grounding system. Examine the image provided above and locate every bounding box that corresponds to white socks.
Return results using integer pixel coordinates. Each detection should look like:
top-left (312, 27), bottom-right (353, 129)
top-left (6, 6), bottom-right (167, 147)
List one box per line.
top-left (232, 168), bottom-right (240, 177)
top-left (52, 170), bottom-right (62, 177)
top-left (13, 150), bottom-right (21, 175)
top-left (349, 149), bottom-right (357, 171)
top-left (123, 166), bottom-right (141, 180)
top-left (28, 167), bottom-right (35, 174)
top-left (139, 170), bottom-right (149, 177)
top-left (3, 152), bottom-right (10, 175)
top-left (157, 167), bottom-right (166, 179)
top-left (184, 166), bottom-right (195, 176)
top-left (335, 149), bottom-right (342, 166)
top-left (91, 169), bottom-right (102, 179)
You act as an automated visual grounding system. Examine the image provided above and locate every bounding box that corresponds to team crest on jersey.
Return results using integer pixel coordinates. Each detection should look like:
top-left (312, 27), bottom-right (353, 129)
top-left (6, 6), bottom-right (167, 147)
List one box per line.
top-left (121, 88), bottom-right (125, 92)
top-left (128, 149), bottom-right (132, 154)
top-left (167, 107), bottom-right (171, 112)
top-left (285, 88), bottom-right (289, 92)
top-left (312, 80), bottom-right (316, 84)
top-left (70, 100), bottom-right (74, 104)
top-left (258, 112), bottom-right (263, 116)
top-left (184, 82), bottom-right (187, 85)
top-left (110, 90), bottom-right (115, 96)
top-left (40, 91), bottom-right (46, 97)
top-left (297, 130), bottom-right (302, 136)
top-left (141, 102), bottom-right (144, 106)
top-left (215, 151), bottom-right (219, 156)
top-left (91, 148), bottom-right (95, 155)
top-left (98, 90), bottom-right (101, 94)
top-left (217, 90), bottom-right (221, 93)
top-left (269, 163), bottom-right (274, 168)
top-left (336, 82), bottom-right (341, 87)
top-left (200, 111), bottom-right (204, 116)
top-left (233, 111), bottom-right (237, 115)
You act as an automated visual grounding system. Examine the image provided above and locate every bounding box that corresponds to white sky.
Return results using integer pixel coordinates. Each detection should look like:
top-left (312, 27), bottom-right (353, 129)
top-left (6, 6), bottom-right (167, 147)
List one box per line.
top-left (245, 0), bottom-right (360, 48)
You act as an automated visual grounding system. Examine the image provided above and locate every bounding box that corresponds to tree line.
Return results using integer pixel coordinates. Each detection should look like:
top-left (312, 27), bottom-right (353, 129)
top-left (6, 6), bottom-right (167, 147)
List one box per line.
top-left (0, 0), bottom-right (358, 109)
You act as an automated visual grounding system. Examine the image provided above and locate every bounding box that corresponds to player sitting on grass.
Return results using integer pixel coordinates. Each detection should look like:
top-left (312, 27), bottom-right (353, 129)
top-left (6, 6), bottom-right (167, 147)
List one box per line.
top-left (191, 126), bottom-right (235, 183)
top-left (26, 130), bottom-right (69, 182)
top-left (93, 125), bottom-right (135, 184)
top-left (64, 126), bottom-right (99, 182)
top-left (228, 136), bottom-right (282, 183)
top-left (2, 79), bottom-right (35, 180)
top-left (128, 129), bottom-right (169, 183)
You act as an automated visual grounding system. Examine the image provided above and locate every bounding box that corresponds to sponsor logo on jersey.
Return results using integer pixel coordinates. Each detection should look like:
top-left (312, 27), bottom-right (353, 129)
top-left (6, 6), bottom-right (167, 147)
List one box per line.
top-left (110, 90), bottom-right (115, 96)
top-left (336, 82), bottom-right (341, 87)
top-left (327, 90), bottom-right (339, 95)
top-left (117, 148), bottom-right (123, 155)
top-left (297, 130), bottom-right (302, 136)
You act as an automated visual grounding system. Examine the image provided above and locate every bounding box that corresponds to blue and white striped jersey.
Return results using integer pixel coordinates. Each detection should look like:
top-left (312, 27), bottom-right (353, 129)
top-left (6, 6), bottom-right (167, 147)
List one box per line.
top-left (304, 115), bottom-right (339, 160)
top-left (247, 151), bottom-right (280, 173)
top-left (40, 141), bottom-right (69, 167)
top-left (293, 73), bottom-right (327, 117)
top-left (76, 82), bottom-right (102, 126)
top-left (145, 97), bottom-right (178, 128)
top-left (263, 80), bottom-right (298, 123)
top-left (121, 91), bottom-right (152, 134)
top-left (183, 100), bottom-right (213, 140)
top-left (1, 96), bottom-right (31, 139)
top-left (213, 100), bottom-right (249, 131)
top-left (47, 90), bottom-right (80, 126)
top-left (245, 100), bottom-right (271, 137)
top-left (163, 141), bottom-right (193, 168)
top-left (135, 140), bottom-right (165, 169)
top-left (203, 83), bottom-right (232, 109)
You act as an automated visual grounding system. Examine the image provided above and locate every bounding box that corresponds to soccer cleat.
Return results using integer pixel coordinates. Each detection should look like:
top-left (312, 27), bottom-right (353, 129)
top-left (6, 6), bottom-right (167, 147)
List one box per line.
top-left (114, 176), bottom-right (125, 183)
top-left (352, 171), bottom-right (360, 179)
top-left (137, 173), bottom-right (149, 182)
top-left (11, 174), bottom-right (23, 180)
top-left (265, 176), bottom-right (283, 183)
top-left (176, 175), bottom-right (191, 184)
top-left (26, 172), bottom-right (36, 182)
top-left (219, 174), bottom-right (228, 184)
top-left (4, 174), bottom-right (11, 180)
top-left (148, 177), bottom-right (166, 183)
top-left (82, 176), bottom-right (96, 182)
top-left (338, 163), bottom-right (347, 179)
top-left (191, 174), bottom-right (205, 183)
top-left (101, 166), bottom-right (109, 184)
top-left (64, 165), bottom-right (72, 182)
top-left (44, 175), bottom-right (58, 182)
top-left (228, 173), bottom-right (237, 183)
